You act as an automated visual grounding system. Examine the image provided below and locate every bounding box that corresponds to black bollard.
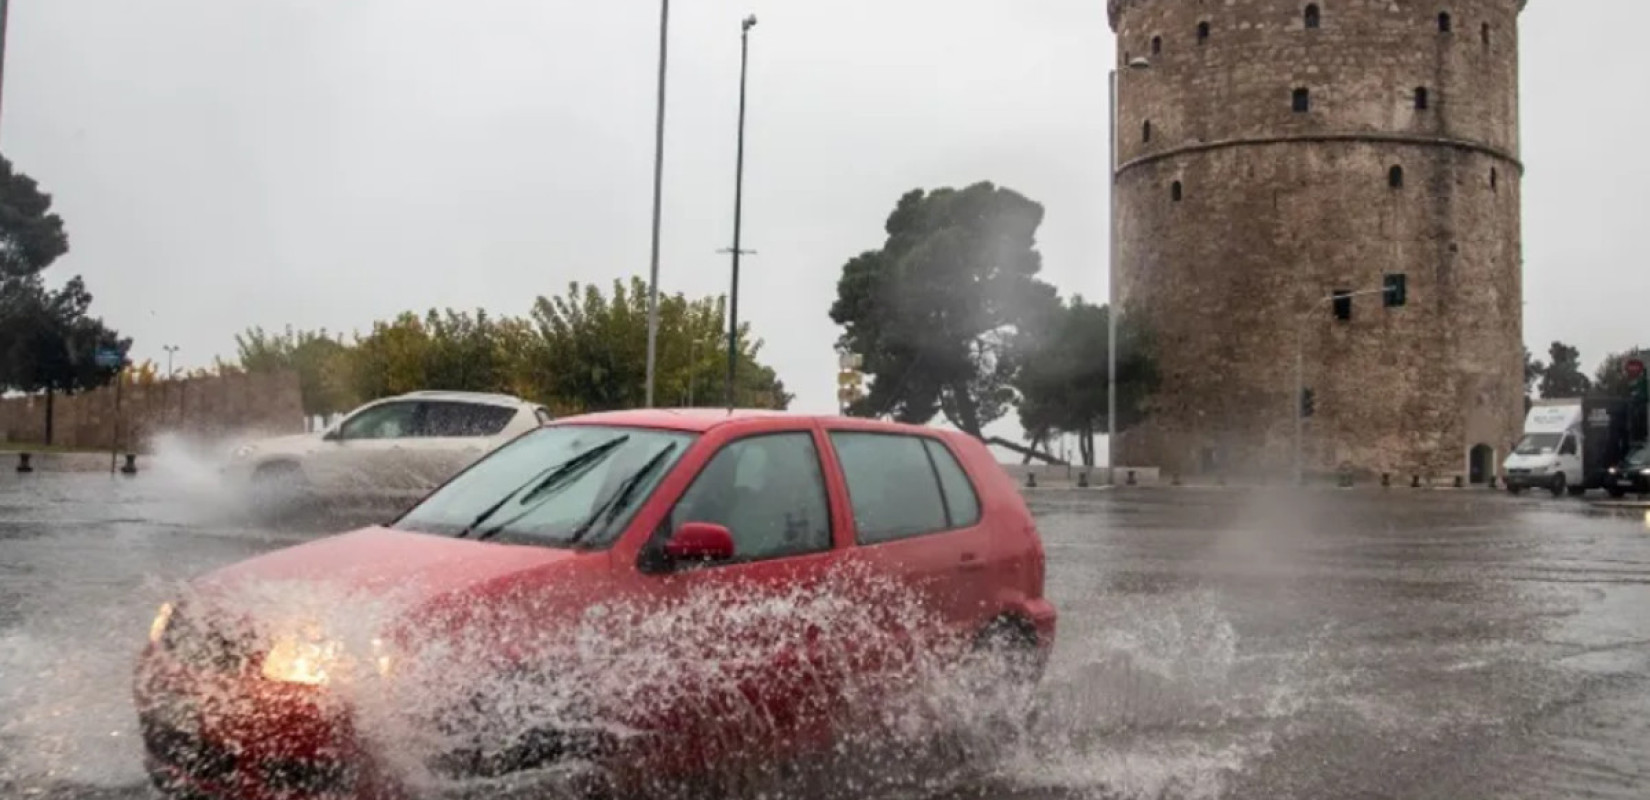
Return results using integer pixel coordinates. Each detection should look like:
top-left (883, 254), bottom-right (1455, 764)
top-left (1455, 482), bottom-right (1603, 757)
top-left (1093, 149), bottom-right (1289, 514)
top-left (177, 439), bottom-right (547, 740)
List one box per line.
top-left (1454, 475), bottom-right (1464, 489)
top-left (1127, 469), bottom-right (1138, 486)
top-left (1171, 472), bottom-right (1182, 487)
top-left (1338, 469), bottom-right (1354, 489)
top-left (1411, 474), bottom-right (1421, 489)
top-left (121, 454), bottom-right (138, 475)
top-left (1077, 471), bottom-right (1090, 488)
top-left (1488, 474), bottom-right (1498, 489)
top-left (1026, 472), bottom-right (1037, 489)
top-left (16, 452), bottom-right (33, 473)
top-left (1381, 473), bottom-right (1391, 488)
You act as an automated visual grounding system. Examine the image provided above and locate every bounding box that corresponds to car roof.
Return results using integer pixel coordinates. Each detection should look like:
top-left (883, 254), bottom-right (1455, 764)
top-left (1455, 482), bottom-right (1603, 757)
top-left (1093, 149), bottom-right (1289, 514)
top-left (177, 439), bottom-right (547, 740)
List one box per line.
top-left (555, 408), bottom-right (970, 438)
top-left (390, 390), bottom-right (531, 407)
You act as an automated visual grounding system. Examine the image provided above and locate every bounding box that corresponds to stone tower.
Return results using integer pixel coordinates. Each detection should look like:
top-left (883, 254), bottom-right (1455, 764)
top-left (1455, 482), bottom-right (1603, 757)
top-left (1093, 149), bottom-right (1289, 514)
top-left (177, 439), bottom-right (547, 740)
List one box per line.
top-left (1110, 0), bottom-right (1526, 482)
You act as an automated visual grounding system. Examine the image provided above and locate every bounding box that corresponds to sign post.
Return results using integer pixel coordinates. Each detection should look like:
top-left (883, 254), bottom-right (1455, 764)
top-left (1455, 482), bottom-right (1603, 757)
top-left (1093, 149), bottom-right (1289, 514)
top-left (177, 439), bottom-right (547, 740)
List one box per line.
top-left (95, 347), bottom-right (125, 474)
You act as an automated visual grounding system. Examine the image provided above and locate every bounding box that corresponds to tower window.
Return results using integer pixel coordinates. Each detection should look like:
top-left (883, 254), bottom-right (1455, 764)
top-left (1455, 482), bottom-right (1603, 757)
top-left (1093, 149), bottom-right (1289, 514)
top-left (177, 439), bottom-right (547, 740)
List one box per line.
top-left (1383, 274), bottom-right (1407, 307)
top-left (1389, 165), bottom-right (1405, 188)
top-left (1152, 35), bottom-right (1163, 55)
top-left (1481, 22), bottom-right (1491, 46)
top-left (1305, 4), bottom-right (1321, 29)
top-left (1332, 290), bottom-right (1352, 322)
top-left (1293, 87), bottom-right (1311, 112)
top-left (1143, 121), bottom-right (1153, 143)
top-left (1197, 21), bottom-right (1211, 43)
top-left (1438, 12), bottom-right (1452, 33)
top-left (1490, 167), bottom-right (1499, 191)
top-left (1414, 87), bottom-right (1430, 110)
top-left (1171, 181), bottom-right (1184, 202)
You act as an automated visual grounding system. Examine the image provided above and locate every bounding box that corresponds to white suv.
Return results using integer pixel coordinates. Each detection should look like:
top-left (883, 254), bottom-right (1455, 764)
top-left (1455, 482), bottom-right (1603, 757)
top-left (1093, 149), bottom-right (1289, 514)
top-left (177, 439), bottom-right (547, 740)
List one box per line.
top-left (226, 391), bottom-right (552, 509)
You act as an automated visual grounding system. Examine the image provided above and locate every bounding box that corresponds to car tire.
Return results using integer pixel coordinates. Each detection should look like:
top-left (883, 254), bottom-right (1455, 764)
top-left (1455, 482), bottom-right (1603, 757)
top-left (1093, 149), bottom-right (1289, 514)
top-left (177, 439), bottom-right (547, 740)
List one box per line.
top-left (1608, 487), bottom-right (1628, 499)
top-left (961, 617), bottom-right (1044, 741)
top-left (1567, 485), bottom-right (1587, 498)
top-left (1506, 485), bottom-right (1525, 495)
top-left (1550, 473), bottom-right (1568, 497)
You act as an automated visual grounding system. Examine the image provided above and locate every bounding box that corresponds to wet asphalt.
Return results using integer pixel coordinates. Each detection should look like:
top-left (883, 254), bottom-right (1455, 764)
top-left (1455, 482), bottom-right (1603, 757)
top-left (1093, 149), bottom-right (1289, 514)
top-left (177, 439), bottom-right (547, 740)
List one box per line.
top-left (4, 465), bottom-right (1650, 800)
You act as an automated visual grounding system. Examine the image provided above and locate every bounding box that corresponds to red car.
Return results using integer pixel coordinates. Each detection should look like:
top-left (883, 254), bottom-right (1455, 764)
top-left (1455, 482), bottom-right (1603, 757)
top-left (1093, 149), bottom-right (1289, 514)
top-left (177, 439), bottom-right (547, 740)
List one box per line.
top-left (134, 410), bottom-right (1055, 799)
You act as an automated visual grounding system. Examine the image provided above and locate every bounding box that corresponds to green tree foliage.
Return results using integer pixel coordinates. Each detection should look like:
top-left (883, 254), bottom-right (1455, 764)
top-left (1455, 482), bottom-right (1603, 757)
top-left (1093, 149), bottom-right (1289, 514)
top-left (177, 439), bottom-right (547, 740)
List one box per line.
top-left (1013, 297), bottom-right (1158, 466)
top-left (1593, 347), bottom-right (1650, 399)
top-left (233, 278), bottom-right (790, 416)
top-left (0, 155), bottom-right (70, 280)
top-left (1538, 341), bottom-right (1591, 399)
top-left (829, 182), bottom-right (1059, 436)
top-left (234, 326), bottom-right (357, 417)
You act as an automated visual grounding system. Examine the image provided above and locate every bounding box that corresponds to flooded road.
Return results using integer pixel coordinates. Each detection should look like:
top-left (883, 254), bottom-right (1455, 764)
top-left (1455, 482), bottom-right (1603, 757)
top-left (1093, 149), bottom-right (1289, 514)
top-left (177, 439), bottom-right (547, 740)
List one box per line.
top-left (4, 468), bottom-right (1650, 799)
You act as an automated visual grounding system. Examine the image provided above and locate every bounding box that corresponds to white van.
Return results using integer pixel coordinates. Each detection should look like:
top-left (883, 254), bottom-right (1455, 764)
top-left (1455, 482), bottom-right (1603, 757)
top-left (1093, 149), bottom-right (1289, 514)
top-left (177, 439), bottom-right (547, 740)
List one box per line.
top-left (1503, 400), bottom-right (1583, 496)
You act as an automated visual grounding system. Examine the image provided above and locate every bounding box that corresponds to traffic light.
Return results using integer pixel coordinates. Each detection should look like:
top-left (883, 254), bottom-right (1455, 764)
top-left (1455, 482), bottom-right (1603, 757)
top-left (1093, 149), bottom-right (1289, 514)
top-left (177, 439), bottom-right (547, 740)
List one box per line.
top-left (1301, 388), bottom-right (1316, 418)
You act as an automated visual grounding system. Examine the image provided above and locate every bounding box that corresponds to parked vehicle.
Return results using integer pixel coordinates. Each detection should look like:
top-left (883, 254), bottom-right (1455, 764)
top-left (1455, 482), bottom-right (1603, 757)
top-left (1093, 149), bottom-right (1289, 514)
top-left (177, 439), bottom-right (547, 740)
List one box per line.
top-left (137, 410), bottom-right (1055, 799)
top-left (1503, 397), bottom-right (1633, 497)
top-left (224, 391), bottom-right (553, 509)
top-left (1605, 444), bottom-right (1650, 498)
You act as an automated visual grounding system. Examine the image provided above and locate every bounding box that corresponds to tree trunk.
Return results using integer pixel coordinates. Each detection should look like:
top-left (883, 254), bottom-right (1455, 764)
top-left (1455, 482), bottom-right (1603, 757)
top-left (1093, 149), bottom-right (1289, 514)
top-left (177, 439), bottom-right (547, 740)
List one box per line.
top-left (948, 385), bottom-right (982, 437)
top-left (43, 388), bottom-right (56, 447)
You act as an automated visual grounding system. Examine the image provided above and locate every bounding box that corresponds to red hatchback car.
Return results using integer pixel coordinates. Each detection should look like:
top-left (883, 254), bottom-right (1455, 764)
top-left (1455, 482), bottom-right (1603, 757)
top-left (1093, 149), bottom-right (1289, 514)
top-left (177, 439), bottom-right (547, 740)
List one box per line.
top-left (134, 410), bottom-right (1055, 799)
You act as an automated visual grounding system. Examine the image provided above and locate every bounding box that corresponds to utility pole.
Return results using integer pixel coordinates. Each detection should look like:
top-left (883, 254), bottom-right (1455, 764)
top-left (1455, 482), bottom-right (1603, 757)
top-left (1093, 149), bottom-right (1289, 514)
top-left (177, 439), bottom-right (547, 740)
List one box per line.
top-left (0, 0), bottom-right (12, 134)
top-left (643, 0), bottom-right (671, 408)
top-left (724, 14), bottom-right (757, 410)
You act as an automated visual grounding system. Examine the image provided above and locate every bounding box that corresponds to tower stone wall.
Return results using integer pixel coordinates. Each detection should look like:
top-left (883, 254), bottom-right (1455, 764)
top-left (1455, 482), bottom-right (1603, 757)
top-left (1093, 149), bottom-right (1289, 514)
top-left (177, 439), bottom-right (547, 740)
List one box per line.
top-left (1110, 0), bottom-right (1526, 480)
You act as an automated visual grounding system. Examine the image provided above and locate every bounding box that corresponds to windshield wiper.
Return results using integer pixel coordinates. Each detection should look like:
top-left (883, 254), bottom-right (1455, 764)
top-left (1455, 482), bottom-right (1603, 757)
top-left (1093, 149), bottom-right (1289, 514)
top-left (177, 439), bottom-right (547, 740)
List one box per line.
top-left (565, 442), bottom-right (678, 546)
top-left (454, 435), bottom-right (630, 540)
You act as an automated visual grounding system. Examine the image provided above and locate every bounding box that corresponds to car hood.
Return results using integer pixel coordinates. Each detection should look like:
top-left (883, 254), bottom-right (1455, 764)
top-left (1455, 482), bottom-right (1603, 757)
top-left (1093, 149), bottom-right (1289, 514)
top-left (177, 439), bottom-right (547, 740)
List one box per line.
top-left (194, 526), bottom-right (588, 602)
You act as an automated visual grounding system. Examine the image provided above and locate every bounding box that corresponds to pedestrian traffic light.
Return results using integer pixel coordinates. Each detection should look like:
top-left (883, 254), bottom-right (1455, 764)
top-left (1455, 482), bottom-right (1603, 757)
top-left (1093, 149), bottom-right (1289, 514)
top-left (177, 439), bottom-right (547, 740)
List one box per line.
top-left (1301, 388), bottom-right (1316, 418)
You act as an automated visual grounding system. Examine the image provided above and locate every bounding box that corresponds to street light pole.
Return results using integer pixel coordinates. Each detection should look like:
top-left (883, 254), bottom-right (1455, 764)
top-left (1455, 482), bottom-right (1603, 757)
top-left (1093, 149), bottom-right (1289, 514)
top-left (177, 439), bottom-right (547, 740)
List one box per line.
top-left (725, 14), bottom-right (757, 410)
top-left (643, 0), bottom-right (671, 408)
top-left (163, 345), bottom-right (180, 378)
top-left (1107, 57), bottom-right (1150, 484)
top-left (1, 0), bottom-right (12, 134)
top-left (1294, 286), bottom-right (1393, 484)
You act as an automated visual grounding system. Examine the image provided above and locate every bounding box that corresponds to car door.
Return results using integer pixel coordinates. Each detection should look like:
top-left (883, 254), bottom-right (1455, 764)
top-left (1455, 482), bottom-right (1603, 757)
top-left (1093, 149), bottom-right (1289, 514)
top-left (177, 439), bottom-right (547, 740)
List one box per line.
top-left (614, 422), bottom-right (848, 772)
top-left (822, 427), bottom-right (994, 668)
top-left (306, 400), bottom-right (422, 494)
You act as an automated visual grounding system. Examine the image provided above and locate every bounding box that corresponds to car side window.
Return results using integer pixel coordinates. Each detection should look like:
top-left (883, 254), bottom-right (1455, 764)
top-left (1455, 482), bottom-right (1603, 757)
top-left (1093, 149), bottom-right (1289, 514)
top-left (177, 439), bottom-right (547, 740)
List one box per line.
top-left (829, 432), bottom-right (953, 545)
top-left (1560, 436), bottom-right (1578, 456)
top-left (338, 402), bottom-right (418, 440)
top-left (669, 432), bottom-right (832, 562)
top-left (418, 402), bottom-right (516, 437)
top-left (924, 439), bottom-right (982, 527)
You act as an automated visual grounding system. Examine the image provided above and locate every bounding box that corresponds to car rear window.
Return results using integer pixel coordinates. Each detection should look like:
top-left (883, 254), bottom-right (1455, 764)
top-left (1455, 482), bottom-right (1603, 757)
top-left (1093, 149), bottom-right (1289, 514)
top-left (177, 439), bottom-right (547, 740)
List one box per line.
top-left (829, 431), bottom-right (980, 544)
top-left (419, 402), bottom-right (517, 437)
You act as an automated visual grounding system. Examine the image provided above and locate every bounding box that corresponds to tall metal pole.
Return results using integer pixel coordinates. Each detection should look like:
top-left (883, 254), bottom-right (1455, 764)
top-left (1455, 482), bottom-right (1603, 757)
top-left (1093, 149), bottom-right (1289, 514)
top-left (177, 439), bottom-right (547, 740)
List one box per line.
top-left (0, 0), bottom-right (12, 135)
top-left (725, 15), bottom-right (756, 410)
top-left (1106, 68), bottom-right (1118, 485)
top-left (643, 0), bottom-right (671, 408)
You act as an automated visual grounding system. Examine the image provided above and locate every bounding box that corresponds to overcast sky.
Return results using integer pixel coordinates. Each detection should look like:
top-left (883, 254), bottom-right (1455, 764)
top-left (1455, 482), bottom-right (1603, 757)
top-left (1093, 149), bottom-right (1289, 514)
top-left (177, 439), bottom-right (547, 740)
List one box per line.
top-left (3, 1), bottom-right (1646, 435)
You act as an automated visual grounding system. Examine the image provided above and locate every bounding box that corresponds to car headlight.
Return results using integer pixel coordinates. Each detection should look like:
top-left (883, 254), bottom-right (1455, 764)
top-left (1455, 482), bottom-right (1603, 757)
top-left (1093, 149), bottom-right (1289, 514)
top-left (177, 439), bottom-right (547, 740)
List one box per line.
top-left (149, 602), bottom-right (174, 645)
top-left (260, 629), bottom-right (394, 686)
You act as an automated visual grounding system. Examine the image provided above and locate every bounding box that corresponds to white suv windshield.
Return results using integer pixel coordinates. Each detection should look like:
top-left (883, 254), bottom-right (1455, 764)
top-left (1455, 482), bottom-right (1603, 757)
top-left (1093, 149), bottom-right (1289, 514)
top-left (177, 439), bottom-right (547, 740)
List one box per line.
top-left (393, 425), bottom-right (696, 547)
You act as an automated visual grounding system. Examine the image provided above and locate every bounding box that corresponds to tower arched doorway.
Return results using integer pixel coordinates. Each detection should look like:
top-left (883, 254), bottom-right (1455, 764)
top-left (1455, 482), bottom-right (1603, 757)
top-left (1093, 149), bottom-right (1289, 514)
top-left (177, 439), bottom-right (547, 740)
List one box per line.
top-left (1469, 444), bottom-right (1495, 485)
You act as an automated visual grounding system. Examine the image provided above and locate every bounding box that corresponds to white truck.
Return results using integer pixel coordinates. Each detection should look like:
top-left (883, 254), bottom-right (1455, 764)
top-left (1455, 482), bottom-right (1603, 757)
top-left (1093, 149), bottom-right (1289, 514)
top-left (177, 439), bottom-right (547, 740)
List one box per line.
top-left (1503, 398), bottom-right (1633, 497)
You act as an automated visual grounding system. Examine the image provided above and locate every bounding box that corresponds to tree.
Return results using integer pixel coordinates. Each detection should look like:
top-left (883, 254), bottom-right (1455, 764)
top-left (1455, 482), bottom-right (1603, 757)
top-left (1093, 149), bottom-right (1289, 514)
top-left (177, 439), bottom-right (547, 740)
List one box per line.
top-left (235, 325), bottom-right (358, 418)
top-left (1538, 341), bottom-right (1591, 399)
top-left (0, 155), bottom-right (70, 280)
top-left (830, 182), bottom-right (1059, 436)
top-left (521, 278), bottom-right (790, 413)
top-left (1014, 297), bottom-right (1159, 466)
top-left (1523, 346), bottom-right (1546, 411)
top-left (1594, 347), bottom-right (1650, 399)
top-left (0, 276), bottom-right (129, 443)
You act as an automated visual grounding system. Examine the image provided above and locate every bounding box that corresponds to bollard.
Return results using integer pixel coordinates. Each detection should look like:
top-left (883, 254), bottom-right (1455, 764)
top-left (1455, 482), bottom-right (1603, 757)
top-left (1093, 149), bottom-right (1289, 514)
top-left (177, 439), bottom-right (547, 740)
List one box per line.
top-left (16, 452), bottom-right (33, 473)
top-left (1454, 475), bottom-right (1464, 489)
top-left (1077, 470), bottom-right (1090, 488)
top-left (1171, 472), bottom-right (1182, 487)
top-left (1127, 469), bottom-right (1137, 486)
top-left (1381, 473), bottom-right (1391, 488)
top-left (121, 454), bottom-right (139, 475)
top-left (1488, 475), bottom-right (1498, 489)
top-left (1026, 472), bottom-right (1037, 489)
top-left (1411, 474), bottom-right (1421, 489)
top-left (1338, 469), bottom-right (1354, 489)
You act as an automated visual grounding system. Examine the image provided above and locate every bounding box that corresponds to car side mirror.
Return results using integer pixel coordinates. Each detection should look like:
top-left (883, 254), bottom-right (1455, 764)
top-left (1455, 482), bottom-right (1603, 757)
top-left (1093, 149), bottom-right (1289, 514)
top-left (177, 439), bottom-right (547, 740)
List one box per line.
top-left (664, 522), bottom-right (735, 564)
top-left (322, 429), bottom-right (342, 442)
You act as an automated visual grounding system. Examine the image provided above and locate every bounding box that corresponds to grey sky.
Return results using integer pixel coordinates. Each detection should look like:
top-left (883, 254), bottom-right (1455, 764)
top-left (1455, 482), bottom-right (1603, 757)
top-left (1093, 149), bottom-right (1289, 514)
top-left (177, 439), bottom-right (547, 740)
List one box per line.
top-left (1, 1), bottom-right (1644, 430)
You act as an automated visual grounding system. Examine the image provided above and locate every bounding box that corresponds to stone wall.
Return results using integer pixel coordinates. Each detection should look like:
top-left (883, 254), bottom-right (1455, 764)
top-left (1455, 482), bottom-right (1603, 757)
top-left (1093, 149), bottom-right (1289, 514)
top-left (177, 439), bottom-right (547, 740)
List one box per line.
top-left (1110, 0), bottom-right (1526, 481)
top-left (0, 371), bottom-right (306, 452)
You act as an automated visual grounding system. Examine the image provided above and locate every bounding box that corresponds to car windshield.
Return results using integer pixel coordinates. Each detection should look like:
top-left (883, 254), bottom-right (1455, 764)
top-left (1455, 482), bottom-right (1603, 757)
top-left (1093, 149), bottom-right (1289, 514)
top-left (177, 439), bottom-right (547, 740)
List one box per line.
top-left (1627, 447), bottom-right (1650, 467)
top-left (1514, 433), bottom-right (1562, 456)
top-left (393, 424), bottom-right (696, 547)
